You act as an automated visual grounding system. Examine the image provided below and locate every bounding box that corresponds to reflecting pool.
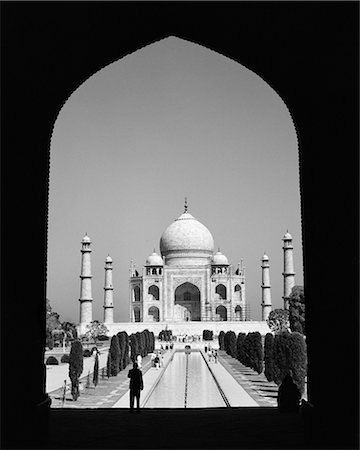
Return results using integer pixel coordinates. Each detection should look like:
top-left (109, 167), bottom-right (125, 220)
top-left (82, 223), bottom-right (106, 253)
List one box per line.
top-left (144, 351), bottom-right (227, 408)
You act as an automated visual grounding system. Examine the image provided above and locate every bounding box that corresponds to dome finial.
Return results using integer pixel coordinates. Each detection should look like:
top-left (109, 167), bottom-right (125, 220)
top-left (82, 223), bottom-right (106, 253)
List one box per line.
top-left (184, 197), bottom-right (188, 213)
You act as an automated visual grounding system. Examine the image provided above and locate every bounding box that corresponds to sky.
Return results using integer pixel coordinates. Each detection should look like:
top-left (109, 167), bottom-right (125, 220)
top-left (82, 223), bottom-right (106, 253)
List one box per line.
top-left (47, 36), bottom-right (302, 324)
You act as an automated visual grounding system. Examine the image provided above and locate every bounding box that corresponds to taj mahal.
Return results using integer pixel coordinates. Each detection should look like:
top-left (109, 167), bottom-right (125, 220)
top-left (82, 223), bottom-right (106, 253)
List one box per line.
top-left (77, 200), bottom-right (296, 336)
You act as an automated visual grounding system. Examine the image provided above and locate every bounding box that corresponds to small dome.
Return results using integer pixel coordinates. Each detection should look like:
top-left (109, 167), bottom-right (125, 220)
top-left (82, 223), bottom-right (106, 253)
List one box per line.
top-left (105, 255), bottom-right (112, 263)
top-left (145, 251), bottom-right (163, 266)
top-left (283, 231), bottom-right (292, 240)
top-left (212, 250), bottom-right (229, 265)
top-left (262, 253), bottom-right (269, 261)
top-left (82, 234), bottom-right (91, 243)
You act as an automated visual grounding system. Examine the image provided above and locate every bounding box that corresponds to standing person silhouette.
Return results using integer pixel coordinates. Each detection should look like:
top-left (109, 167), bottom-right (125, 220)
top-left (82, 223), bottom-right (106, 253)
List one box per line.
top-left (128, 362), bottom-right (144, 413)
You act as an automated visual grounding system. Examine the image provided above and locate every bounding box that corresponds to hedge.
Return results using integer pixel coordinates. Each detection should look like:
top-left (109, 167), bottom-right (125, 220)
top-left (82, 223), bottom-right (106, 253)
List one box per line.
top-left (97, 334), bottom-right (109, 341)
top-left (158, 330), bottom-right (172, 341)
top-left (46, 356), bottom-right (59, 365)
top-left (203, 330), bottom-right (214, 341)
top-left (60, 354), bottom-right (70, 364)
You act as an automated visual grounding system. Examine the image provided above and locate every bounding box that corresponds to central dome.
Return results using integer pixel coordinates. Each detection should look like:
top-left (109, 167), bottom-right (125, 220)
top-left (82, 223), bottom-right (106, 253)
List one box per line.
top-left (160, 211), bottom-right (214, 266)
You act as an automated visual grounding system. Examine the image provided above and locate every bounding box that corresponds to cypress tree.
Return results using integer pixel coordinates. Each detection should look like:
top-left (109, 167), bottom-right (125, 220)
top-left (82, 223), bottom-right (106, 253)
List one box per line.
top-left (150, 331), bottom-right (155, 353)
top-left (129, 333), bottom-right (136, 362)
top-left (236, 333), bottom-right (246, 363)
top-left (252, 332), bottom-right (264, 374)
top-left (264, 333), bottom-right (275, 382)
top-left (243, 333), bottom-right (252, 367)
top-left (218, 331), bottom-right (225, 350)
top-left (273, 331), bottom-right (291, 385)
top-left (93, 352), bottom-right (99, 387)
top-left (288, 332), bottom-right (307, 393)
top-left (69, 340), bottom-right (83, 401)
top-left (117, 332), bottom-right (126, 371)
top-left (124, 332), bottom-right (130, 367)
top-left (106, 351), bottom-right (111, 378)
top-left (228, 331), bottom-right (237, 358)
top-left (109, 335), bottom-right (120, 376)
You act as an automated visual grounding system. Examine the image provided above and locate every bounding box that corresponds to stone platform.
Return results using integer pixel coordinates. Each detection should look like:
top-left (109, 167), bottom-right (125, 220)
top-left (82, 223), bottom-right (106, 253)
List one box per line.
top-left (78, 320), bottom-right (271, 336)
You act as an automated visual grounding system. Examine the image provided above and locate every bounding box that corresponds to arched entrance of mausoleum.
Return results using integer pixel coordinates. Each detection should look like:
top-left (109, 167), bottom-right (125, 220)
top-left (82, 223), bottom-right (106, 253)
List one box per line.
top-left (174, 282), bottom-right (201, 321)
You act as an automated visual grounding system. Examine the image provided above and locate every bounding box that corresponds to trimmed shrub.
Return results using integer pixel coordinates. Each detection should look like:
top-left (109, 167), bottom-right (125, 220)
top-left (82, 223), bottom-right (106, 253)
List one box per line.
top-left (83, 349), bottom-right (92, 357)
top-left (288, 332), bottom-right (307, 393)
top-left (272, 331), bottom-right (291, 386)
top-left (218, 331), bottom-right (225, 350)
top-left (69, 340), bottom-right (83, 401)
top-left (203, 330), bottom-right (214, 341)
top-left (203, 330), bottom-right (213, 341)
top-left (97, 334), bottom-right (109, 341)
top-left (110, 335), bottom-right (120, 376)
top-left (264, 333), bottom-right (275, 382)
top-left (46, 356), bottom-right (59, 365)
top-left (60, 354), bottom-right (70, 364)
top-left (236, 333), bottom-right (246, 363)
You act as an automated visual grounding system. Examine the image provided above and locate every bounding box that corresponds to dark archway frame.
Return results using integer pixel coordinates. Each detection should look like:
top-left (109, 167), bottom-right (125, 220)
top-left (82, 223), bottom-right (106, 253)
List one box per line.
top-left (1, 3), bottom-right (358, 448)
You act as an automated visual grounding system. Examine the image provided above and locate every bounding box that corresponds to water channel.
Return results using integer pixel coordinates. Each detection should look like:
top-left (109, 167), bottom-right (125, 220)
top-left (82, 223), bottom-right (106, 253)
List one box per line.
top-left (144, 351), bottom-right (229, 408)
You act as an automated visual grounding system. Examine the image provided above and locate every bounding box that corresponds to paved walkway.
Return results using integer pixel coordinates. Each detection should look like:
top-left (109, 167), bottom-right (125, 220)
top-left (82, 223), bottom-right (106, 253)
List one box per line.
top-left (46, 346), bottom-right (110, 394)
top-left (216, 351), bottom-right (278, 407)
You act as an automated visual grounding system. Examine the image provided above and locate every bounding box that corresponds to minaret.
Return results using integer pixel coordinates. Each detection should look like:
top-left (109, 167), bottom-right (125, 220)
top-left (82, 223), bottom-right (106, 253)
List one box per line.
top-left (79, 233), bottom-right (93, 324)
top-left (282, 230), bottom-right (295, 310)
top-left (261, 253), bottom-right (272, 321)
top-left (103, 255), bottom-right (114, 323)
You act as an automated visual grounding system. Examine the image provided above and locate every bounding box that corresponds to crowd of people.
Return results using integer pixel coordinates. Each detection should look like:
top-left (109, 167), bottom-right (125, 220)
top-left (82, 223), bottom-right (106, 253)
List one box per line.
top-left (204, 343), bottom-right (218, 363)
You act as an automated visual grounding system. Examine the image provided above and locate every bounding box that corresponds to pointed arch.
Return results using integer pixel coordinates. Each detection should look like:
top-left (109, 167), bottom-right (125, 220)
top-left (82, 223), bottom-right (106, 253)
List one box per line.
top-left (148, 306), bottom-right (160, 322)
top-left (148, 285), bottom-right (159, 300)
top-left (215, 284), bottom-right (227, 300)
top-left (133, 286), bottom-right (140, 302)
top-left (216, 305), bottom-right (227, 321)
